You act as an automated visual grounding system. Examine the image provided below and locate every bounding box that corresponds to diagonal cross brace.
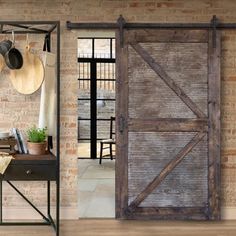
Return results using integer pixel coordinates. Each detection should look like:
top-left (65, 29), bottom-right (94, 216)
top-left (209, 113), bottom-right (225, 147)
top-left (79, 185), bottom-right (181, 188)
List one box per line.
top-left (128, 132), bottom-right (206, 212)
top-left (131, 43), bottom-right (206, 118)
top-left (7, 181), bottom-right (50, 223)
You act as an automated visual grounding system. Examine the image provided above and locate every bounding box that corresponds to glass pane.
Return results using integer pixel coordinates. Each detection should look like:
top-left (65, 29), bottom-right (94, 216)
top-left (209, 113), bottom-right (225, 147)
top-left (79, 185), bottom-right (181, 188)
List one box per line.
top-left (94, 39), bottom-right (111, 58)
top-left (78, 120), bottom-right (90, 140)
top-left (78, 86), bottom-right (91, 120)
top-left (78, 142), bottom-right (90, 158)
top-left (97, 100), bottom-right (115, 119)
top-left (78, 99), bottom-right (90, 119)
top-left (97, 63), bottom-right (115, 82)
top-left (78, 62), bottom-right (90, 80)
top-left (78, 88), bottom-right (90, 99)
top-left (97, 88), bottom-right (115, 100)
top-left (112, 38), bottom-right (116, 59)
top-left (78, 39), bottom-right (92, 58)
top-left (97, 120), bottom-right (115, 140)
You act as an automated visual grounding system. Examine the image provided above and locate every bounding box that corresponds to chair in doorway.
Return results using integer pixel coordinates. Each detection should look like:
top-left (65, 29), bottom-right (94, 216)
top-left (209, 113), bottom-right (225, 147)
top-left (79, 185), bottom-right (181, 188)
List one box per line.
top-left (99, 116), bottom-right (115, 164)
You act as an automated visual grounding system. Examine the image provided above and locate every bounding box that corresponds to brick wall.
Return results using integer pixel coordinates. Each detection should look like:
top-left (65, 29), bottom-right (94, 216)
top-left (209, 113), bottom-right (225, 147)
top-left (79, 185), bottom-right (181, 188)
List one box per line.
top-left (0, 0), bottom-right (236, 217)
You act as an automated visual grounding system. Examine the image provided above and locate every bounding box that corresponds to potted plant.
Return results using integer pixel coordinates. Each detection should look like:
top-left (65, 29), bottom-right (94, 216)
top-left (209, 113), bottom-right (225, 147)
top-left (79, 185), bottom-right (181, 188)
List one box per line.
top-left (27, 126), bottom-right (47, 155)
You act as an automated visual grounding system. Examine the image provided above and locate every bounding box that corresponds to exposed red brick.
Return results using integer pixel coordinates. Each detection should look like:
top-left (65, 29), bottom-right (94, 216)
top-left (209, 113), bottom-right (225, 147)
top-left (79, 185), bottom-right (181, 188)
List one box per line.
top-left (181, 10), bottom-right (198, 14)
top-left (222, 149), bottom-right (236, 155)
top-left (157, 2), bottom-right (181, 8)
top-left (66, 149), bottom-right (77, 155)
top-left (68, 123), bottom-right (76, 128)
top-left (222, 156), bottom-right (229, 162)
top-left (129, 2), bottom-right (139, 7)
top-left (145, 2), bottom-right (156, 8)
top-left (225, 76), bottom-right (236, 81)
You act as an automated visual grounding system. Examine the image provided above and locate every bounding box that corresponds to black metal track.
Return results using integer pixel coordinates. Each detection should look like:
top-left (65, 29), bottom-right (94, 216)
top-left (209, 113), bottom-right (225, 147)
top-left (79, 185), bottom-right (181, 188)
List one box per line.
top-left (68, 18), bottom-right (236, 30)
top-left (68, 22), bottom-right (118, 29)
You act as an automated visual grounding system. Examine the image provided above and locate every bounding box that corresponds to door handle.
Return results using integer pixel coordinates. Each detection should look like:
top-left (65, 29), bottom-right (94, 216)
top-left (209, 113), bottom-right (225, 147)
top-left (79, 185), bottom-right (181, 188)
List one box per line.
top-left (26, 169), bottom-right (33, 175)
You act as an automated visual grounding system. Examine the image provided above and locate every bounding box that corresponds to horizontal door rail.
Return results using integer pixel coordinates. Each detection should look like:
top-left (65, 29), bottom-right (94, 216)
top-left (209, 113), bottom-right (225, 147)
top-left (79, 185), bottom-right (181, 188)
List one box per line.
top-left (129, 118), bottom-right (208, 132)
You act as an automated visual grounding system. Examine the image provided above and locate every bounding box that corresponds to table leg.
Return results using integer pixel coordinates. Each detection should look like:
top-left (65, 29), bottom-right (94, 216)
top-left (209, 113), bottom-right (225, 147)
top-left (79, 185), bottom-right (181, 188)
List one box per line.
top-left (0, 180), bottom-right (2, 223)
top-left (47, 181), bottom-right (50, 217)
top-left (56, 181), bottom-right (60, 236)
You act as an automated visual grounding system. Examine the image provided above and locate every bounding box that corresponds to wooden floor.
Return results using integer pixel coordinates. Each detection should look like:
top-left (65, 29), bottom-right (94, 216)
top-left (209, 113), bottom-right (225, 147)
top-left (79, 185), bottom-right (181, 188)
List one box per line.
top-left (0, 220), bottom-right (236, 236)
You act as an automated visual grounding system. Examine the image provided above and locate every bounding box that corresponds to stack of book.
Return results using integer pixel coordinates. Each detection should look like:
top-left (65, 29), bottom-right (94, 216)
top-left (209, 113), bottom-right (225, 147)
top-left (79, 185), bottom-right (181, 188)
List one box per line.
top-left (11, 128), bottom-right (28, 154)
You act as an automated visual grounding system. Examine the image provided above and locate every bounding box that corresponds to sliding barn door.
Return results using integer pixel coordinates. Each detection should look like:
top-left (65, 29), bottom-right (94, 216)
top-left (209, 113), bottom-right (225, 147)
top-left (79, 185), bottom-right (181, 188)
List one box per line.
top-left (116, 29), bottom-right (221, 220)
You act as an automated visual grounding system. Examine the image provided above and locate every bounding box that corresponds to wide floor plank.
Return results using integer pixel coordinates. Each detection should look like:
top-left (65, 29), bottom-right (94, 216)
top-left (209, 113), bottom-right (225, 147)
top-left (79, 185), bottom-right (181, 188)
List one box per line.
top-left (0, 220), bottom-right (236, 236)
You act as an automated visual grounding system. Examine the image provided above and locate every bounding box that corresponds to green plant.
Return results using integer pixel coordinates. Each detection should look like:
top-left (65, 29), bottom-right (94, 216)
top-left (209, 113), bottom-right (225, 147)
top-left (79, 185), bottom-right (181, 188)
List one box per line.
top-left (27, 126), bottom-right (47, 143)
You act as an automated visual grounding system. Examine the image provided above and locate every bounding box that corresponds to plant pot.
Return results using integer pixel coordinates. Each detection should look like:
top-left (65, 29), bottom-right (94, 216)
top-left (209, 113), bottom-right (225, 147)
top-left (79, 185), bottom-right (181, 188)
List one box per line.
top-left (27, 141), bottom-right (46, 155)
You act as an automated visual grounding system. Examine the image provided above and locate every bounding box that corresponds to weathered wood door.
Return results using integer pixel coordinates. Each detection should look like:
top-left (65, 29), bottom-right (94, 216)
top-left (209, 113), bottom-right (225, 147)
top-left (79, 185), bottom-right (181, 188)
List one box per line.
top-left (115, 29), bottom-right (221, 220)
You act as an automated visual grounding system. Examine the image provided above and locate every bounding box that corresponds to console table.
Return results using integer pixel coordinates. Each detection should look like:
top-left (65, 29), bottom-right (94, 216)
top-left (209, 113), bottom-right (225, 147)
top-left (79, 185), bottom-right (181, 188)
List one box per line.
top-left (0, 153), bottom-right (58, 231)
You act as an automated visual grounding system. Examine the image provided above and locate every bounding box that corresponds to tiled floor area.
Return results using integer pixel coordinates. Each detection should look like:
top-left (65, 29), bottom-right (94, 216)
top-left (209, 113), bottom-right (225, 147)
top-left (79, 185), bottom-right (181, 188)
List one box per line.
top-left (78, 159), bottom-right (115, 218)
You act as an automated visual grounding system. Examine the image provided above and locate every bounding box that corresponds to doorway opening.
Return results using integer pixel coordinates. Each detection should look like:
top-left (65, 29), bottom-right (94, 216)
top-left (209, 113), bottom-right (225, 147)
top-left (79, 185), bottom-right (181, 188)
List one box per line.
top-left (77, 37), bottom-right (116, 218)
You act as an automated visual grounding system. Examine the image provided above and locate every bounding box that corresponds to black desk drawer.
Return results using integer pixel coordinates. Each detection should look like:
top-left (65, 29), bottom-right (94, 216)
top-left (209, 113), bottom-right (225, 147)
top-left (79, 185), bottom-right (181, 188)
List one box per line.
top-left (3, 164), bottom-right (56, 181)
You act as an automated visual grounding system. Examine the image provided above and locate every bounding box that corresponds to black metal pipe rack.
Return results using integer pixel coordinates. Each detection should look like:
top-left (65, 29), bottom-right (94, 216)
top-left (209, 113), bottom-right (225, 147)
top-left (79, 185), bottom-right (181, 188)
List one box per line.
top-left (0, 21), bottom-right (60, 236)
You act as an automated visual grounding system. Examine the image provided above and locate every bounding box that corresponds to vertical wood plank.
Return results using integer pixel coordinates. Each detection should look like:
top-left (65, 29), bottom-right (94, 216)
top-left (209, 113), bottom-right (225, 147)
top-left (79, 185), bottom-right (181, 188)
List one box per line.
top-left (115, 29), bottom-right (129, 219)
top-left (208, 30), bottom-right (221, 220)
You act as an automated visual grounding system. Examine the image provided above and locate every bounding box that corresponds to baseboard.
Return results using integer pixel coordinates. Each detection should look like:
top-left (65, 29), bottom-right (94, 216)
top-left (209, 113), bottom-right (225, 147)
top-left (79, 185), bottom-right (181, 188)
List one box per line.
top-left (221, 207), bottom-right (236, 220)
top-left (2, 206), bottom-right (236, 220)
top-left (2, 206), bottom-right (78, 220)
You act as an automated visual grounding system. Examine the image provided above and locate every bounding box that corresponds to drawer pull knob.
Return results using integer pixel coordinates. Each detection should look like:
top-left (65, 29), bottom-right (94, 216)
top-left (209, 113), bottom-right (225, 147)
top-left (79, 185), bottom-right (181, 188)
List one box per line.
top-left (26, 169), bottom-right (32, 175)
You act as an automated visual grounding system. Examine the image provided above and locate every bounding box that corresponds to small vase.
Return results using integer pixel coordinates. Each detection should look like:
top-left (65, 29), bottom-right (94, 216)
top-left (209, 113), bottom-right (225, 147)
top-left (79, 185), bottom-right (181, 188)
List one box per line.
top-left (27, 141), bottom-right (47, 155)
